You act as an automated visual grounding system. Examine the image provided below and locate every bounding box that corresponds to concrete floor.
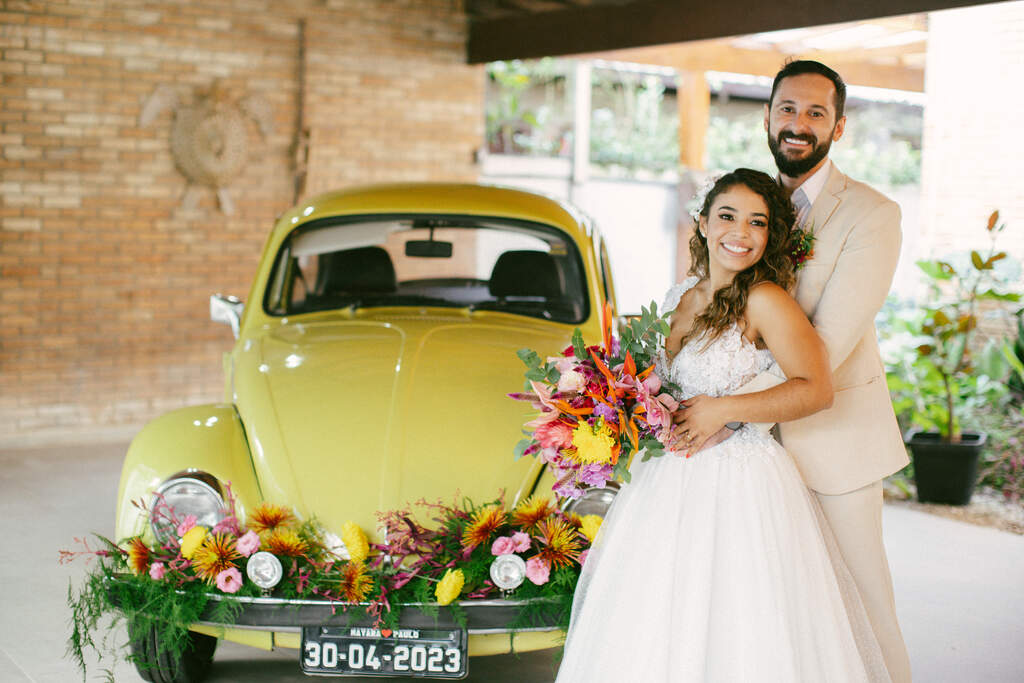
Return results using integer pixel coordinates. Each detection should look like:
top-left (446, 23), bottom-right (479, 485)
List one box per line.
top-left (1, 442), bottom-right (1022, 682)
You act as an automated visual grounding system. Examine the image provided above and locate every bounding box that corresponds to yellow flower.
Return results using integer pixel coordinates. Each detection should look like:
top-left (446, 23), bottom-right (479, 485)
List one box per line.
top-left (191, 533), bottom-right (241, 583)
top-left (247, 502), bottom-right (296, 536)
top-left (341, 521), bottom-right (369, 563)
top-left (580, 515), bottom-right (603, 542)
top-left (570, 420), bottom-right (616, 465)
top-left (125, 537), bottom-right (150, 575)
top-left (264, 528), bottom-right (309, 557)
top-left (180, 526), bottom-right (208, 560)
top-left (511, 495), bottom-right (555, 533)
top-left (460, 504), bottom-right (506, 551)
top-left (338, 561), bottom-right (373, 603)
top-left (534, 518), bottom-right (583, 569)
top-left (435, 568), bottom-right (464, 606)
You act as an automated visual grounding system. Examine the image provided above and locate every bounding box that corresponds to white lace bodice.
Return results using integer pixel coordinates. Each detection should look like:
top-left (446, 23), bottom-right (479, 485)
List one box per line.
top-left (656, 276), bottom-right (774, 400)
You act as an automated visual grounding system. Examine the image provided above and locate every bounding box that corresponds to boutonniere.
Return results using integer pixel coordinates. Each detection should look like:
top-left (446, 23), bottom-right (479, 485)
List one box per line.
top-left (789, 223), bottom-right (815, 270)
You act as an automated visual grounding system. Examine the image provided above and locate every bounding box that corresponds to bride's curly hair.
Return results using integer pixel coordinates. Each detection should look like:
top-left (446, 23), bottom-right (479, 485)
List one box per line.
top-left (681, 168), bottom-right (797, 347)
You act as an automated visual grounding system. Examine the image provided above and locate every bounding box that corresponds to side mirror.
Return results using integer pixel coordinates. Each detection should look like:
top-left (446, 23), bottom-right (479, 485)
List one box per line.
top-left (210, 294), bottom-right (244, 339)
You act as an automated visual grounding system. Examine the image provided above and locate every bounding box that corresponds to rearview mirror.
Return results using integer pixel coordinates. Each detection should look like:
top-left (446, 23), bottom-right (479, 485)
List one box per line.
top-left (405, 240), bottom-right (453, 258)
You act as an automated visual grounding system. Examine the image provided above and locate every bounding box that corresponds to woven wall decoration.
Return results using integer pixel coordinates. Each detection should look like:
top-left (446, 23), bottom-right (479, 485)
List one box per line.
top-left (140, 81), bottom-right (274, 215)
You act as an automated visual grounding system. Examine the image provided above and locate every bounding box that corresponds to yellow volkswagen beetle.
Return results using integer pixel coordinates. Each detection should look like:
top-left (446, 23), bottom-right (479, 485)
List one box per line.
top-left (114, 183), bottom-right (620, 680)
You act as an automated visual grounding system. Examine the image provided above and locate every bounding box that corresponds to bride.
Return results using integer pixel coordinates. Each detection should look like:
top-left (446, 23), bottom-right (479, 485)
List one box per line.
top-left (555, 169), bottom-right (890, 682)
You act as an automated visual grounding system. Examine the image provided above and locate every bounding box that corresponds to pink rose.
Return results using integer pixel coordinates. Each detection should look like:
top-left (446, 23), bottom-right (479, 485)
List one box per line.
top-left (557, 370), bottom-right (587, 394)
top-left (525, 557), bottom-right (550, 585)
top-left (511, 531), bottom-right (531, 553)
top-left (176, 515), bottom-right (197, 537)
top-left (149, 562), bottom-right (166, 580)
top-left (215, 567), bottom-right (243, 593)
top-left (491, 536), bottom-right (517, 556)
top-left (237, 530), bottom-right (261, 557)
top-left (578, 550), bottom-right (589, 566)
top-left (535, 420), bottom-right (573, 451)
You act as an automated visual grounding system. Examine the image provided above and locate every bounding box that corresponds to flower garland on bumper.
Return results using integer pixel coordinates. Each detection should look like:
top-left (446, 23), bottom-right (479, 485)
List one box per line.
top-left (63, 490), bottom-right (600, 676)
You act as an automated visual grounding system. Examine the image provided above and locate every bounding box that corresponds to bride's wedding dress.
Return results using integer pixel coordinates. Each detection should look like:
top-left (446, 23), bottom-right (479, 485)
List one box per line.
top-left (556, 277), bottom-right (890, 682)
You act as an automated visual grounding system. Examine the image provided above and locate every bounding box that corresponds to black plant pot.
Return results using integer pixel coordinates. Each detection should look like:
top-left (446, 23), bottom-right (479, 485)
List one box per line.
top-left (904, 430), bottom-right (987, 506)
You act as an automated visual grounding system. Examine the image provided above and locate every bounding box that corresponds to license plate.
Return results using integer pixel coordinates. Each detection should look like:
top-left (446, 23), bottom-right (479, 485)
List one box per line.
top-left (300, 625), bottom-right (468, 678)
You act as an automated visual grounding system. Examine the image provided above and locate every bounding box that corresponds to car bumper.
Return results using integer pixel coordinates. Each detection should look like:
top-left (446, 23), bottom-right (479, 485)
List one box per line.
top-left (112, 583), bottom-right (567, 655)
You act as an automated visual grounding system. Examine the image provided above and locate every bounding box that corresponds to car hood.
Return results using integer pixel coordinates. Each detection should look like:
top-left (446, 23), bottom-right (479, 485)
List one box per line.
top-left (233, 315), bottom-right (569, 540)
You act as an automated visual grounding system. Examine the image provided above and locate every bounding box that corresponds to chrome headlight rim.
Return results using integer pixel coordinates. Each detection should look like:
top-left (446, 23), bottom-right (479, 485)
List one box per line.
top-left (561, 482), bottom-right (620, 518)
top-left (150, 474), bottom-right (227, 544)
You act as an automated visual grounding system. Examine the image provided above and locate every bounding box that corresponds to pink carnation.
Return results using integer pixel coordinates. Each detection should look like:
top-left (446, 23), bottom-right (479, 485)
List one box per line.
top-left (534, 420), bottom-right (573, 451)
top-left (237, 530), bottom-right (261, 557)
top-left (511, 531), bottom-right (531, 553)
top-left (525, 557), bottom-right (550, 585)
top-left (176, 515), bottom-right (197, 537)
top-left (149, 562), bottom-right (166, 580)
top-left (215, 567), bottom-right (243, 593)
top-left (212, 515), bottom-right (241, 536)
top-left (491, 536), bottom-right (517, 556)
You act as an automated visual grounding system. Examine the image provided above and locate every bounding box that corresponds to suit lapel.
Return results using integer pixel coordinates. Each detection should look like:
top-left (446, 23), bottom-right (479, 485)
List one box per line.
top-left (795, 165), bottom-right (848, 314)
top-left (805, 164), bottom-right (846, 237)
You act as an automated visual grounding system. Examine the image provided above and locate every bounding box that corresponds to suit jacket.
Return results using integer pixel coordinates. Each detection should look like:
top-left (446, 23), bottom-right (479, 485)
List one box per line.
top-left (739, 163), bottom-right (909, 495)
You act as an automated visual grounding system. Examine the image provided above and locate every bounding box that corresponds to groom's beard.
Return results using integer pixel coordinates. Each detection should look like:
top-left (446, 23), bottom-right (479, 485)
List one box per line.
top-left (768, 128), bottom-right (835, 177)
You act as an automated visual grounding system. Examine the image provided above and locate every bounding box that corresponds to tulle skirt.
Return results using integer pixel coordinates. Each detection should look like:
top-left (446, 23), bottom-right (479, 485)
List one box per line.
top-left (555, 427), bottom-right (890, 683)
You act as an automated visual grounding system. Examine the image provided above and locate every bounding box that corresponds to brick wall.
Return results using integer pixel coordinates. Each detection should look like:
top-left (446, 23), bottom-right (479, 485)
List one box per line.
top-left (921, 2), bottom-right (1024, 264)
top-left (0, 0), bottom-right (483, 445)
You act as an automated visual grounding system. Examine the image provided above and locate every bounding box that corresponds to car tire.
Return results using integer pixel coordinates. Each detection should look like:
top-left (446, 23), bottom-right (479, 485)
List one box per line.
top-left (129, 620), bottom-right (217, 683)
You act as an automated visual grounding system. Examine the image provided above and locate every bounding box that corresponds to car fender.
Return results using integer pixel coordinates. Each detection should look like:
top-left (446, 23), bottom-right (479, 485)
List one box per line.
top-left (115, 403), bottom-right (262, 540)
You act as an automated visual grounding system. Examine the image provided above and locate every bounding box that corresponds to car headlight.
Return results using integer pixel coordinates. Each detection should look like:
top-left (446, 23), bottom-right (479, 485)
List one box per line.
top-left (150, 476), bottom-right (226, 543)
top-left (562, 483), bottom-right (619, 518)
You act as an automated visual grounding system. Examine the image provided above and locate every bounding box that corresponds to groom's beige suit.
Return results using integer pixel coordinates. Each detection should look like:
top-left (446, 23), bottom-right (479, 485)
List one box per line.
top-left (740, 162), bottom-right (912, 681)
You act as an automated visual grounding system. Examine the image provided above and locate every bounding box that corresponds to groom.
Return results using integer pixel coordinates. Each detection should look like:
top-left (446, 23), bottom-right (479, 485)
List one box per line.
top-left (741, 59), bottom-right (913, 681)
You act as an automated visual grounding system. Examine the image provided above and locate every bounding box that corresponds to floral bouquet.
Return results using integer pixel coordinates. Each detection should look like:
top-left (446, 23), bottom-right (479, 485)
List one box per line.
top-left (509, 302), bottom-right (680, 498)
top-left (64, 487), bottom-right (600, 676)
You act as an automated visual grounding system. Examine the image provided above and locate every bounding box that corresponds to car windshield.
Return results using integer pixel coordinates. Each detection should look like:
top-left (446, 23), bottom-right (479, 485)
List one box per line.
top-left (263, 215), bottom-right (590, 324)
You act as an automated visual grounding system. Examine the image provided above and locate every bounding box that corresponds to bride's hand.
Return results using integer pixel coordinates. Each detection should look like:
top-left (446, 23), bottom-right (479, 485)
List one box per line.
top-left (670, 395), bottom-right (732, 454)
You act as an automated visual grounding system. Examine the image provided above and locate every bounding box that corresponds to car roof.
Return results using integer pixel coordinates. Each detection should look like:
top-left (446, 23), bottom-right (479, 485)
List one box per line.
top-left (273, 182), bottom-right (593, 242)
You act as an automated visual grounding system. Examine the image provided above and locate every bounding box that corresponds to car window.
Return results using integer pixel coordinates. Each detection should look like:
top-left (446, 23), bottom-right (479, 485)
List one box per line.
top-left (264, 215), bottom-right (590, 324)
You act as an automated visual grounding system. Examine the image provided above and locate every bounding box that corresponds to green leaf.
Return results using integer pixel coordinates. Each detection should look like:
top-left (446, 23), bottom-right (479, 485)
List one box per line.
top-left (970, 250), bottom-right (986, 270)
top-left (525, 368), bottom-right (547, 381)
top-left (916, 260), bottom-right (953, 280)
top-left (516, 348), bottom-right (541, 369)
top-left (977, 289), bottom-right (1021, 302)
top-left (1001, 341), bottom-right (1024, 381)
top-left (513, 439), bottom-right (533, 460)
top-left (572, 328), bottom-right (587, 360)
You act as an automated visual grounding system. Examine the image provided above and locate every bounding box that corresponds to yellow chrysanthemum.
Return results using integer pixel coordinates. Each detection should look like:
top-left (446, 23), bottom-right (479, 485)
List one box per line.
top-left (341, 521), bottom-right (369, 563)
top-left (460, 505), bottom-right (506, 551)
top-left (180, 526), bottom-right (208, 560)
top-left (562, 511), bottom-right (583, 529)
top-left (247, 502), bottom-right (296, 536)
top-left (511, 495), bottom-right (555, 532)
top-left (580, 514), bottom-right (603, 542)
top-left (570, 420), bottom-right (616, 465)
top-left (191, 533), bottom-right (241, 583)
top-left (264, 528), bottom-right (309, 557)
top-left (338, 561), bottom-right (373, 603)
top-left (126, 537), bottom-right (150, 576)
top-left (534, 518), bottom-right (583, 569)
top-left (435, 568), bottom-right (464, 606)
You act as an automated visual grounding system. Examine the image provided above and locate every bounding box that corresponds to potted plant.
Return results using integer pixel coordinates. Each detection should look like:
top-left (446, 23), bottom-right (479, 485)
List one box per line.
top-left (886, 210), bottom-right (1019, 505)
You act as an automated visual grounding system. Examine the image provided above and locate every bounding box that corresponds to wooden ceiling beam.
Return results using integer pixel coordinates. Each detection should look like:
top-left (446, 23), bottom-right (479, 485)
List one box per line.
top-left (593, 40), bottom-right (925, 91)
top-left (467, 0), bottom-right (999, 64)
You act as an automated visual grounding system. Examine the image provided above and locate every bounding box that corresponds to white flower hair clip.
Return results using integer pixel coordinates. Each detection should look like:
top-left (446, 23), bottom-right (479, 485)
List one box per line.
top-left (687, 171), bottom-right (726, 222)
